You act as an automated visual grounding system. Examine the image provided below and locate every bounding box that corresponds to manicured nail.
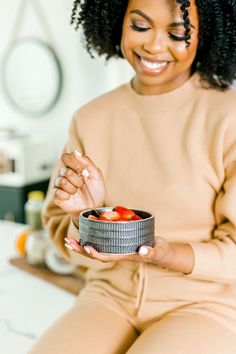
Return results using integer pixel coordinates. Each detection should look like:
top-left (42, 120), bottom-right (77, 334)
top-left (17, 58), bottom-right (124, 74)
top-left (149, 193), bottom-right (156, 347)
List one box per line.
top-left (139, 247), bottom-right (148, 255)
top-left (82, 169), bottom-right (89, 178)
top-left (84, 246), bottom-right (91, 254)
top-left (60, 166), bottom-right (67, 176)
top-left (65, 243), bottom-right (74, 250)
top-left (74, 149), bottom-right (82, 158)
top-left (51, 188), bottom-right (57, 197)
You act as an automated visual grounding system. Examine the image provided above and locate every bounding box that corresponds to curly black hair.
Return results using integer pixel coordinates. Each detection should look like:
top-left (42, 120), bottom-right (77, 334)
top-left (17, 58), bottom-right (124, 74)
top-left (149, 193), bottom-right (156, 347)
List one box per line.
top-left (71, 0), bottom-right (236, 90)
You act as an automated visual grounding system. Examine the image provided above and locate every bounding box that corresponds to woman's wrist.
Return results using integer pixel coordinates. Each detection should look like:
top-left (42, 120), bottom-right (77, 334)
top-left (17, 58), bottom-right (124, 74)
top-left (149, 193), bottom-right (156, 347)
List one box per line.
top-left (155, 242), bottom-right (194, 274)
top-left (71, 214), bottom-right (80, 228)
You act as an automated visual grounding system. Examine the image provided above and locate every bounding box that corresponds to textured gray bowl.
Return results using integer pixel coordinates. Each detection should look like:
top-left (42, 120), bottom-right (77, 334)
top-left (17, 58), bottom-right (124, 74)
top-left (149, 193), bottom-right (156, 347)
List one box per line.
top-left (78, 207), bottom-right (155, 254)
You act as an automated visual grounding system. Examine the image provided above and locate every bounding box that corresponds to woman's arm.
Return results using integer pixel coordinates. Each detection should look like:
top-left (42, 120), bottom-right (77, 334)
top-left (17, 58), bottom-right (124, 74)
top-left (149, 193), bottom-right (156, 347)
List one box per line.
top-left (42, 112), bottom-right (100, 258)
top-left (141, 239), bottom-right (194, 274)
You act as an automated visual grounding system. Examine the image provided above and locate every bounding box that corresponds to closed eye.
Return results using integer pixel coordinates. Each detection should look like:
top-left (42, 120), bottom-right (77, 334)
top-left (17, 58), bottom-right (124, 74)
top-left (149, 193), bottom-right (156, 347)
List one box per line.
top-left (130, 24), bottom-right (150, 32)
top-left (168, 33), bottom-right (186, 41)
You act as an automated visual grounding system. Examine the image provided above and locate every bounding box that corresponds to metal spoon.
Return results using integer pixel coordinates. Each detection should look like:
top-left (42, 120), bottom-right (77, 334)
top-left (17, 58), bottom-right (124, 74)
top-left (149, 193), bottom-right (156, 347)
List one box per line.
top-left (82, 169), bottom-right (100, 216)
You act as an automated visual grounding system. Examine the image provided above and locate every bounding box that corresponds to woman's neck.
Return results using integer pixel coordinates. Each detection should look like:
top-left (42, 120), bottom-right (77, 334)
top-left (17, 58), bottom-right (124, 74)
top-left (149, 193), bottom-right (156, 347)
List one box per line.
top-left (131, 70), bottom-right (193, 96)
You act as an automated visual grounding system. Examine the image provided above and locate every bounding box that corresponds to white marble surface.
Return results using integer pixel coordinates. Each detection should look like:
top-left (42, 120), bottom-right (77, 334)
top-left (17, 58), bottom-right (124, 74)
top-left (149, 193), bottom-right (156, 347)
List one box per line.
top-left (0, 221), bottom-right (76, 354)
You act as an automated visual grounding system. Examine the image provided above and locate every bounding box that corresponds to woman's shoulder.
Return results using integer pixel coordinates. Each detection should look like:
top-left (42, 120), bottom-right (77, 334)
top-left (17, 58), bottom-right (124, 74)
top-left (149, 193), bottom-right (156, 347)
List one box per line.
top-left (199, 83), bottom-right (236, 111)
top-left (197, 85), bottom-right (236, 136)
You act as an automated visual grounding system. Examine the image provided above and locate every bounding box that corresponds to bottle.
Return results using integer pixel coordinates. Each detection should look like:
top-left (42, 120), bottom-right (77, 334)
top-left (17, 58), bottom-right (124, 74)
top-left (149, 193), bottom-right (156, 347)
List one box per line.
top-left (24, 191), bottom-right (48, 266)
top-left (24, 191), bottom-right (45, 230)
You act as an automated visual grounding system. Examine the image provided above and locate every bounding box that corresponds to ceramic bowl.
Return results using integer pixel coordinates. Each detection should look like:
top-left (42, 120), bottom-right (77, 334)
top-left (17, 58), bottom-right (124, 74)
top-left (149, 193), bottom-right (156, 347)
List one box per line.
top-left (78, 207), bottom-right (155, 254)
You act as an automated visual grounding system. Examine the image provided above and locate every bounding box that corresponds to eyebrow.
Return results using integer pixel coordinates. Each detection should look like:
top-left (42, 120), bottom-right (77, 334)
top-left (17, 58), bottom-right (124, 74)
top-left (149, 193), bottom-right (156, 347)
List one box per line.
top-left (130, 9), bottom-right (196, 29)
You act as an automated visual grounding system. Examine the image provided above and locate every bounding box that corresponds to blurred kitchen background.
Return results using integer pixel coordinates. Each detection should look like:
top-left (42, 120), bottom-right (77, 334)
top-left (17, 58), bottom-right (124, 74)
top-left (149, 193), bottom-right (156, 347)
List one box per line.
top-left (0, 1), bottom-right (133, 353)
top-left (0, 0), bottom-right (133, 223)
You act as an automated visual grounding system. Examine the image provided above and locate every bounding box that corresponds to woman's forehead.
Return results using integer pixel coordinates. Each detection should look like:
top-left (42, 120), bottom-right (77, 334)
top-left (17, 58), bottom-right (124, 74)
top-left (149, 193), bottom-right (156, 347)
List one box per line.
top-left (126, 0), bottom-right (197, 26)
top-left (126, 0), bottom-right (181, 13)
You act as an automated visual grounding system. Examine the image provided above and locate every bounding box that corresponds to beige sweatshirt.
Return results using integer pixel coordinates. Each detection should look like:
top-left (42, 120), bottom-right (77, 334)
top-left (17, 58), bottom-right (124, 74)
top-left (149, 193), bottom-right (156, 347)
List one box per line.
top-left (43, 73), bottom-right (236, 286)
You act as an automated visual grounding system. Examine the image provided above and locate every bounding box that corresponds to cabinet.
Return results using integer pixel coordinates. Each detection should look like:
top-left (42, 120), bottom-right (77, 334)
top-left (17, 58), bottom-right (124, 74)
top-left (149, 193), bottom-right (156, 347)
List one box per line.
top-left (0, 179), bottom-right (49, 223)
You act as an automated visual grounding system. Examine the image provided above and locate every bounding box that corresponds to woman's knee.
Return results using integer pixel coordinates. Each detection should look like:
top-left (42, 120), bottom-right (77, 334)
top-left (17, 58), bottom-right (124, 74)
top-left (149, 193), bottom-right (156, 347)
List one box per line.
top-left (126, 313), bottom-right (236, 354)
top-left (28, 298), bottom-right (138, 354)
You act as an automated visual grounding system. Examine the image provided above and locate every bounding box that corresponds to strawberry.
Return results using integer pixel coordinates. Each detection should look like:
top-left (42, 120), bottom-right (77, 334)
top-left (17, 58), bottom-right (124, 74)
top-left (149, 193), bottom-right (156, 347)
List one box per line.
top-left (87, 206), bottom-right (143, 222)
top-left (99, 211), bottom-right (121, 221)
top-left (114, 206), bottom-right (136, 220)
top-left (88, 215), bottom-right (98, 220)
top-left (97, 216), bottom-right (109, 221)
top-left (131, 215), bottom-right (142, 220)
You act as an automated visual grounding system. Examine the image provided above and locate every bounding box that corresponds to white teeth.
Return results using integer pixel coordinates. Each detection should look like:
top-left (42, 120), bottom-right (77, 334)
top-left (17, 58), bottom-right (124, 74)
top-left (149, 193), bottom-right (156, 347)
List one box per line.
top-left (141, 58), bottom-right (168, 70)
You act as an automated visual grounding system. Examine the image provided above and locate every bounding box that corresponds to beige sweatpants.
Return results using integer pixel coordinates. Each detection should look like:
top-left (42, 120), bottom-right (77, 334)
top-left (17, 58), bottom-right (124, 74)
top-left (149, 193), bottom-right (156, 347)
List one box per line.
top-left (28, 262), bottom-right (236, 354)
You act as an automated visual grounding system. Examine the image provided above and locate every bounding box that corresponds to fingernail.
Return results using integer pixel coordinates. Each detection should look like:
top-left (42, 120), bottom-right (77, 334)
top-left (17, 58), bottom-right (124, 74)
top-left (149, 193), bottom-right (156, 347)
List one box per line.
top-left (65, 243), bottom-right (74, 251)
top-left (54, 178), bottom-right (60, 187)
top-left (74, 149), bottom-right (82, 158)
top-left (139, 247), bottom-right (148, 255)
top-left (65, 237), bottom-right (77, 246)
top-left (60, 166), bottom-right (67, 176)
top-left (51, 188), bottom-right (57, 197)
top-left (84, 246), bottom-right (91, 254)
top-left (82, 169), bottom-right (89, 178)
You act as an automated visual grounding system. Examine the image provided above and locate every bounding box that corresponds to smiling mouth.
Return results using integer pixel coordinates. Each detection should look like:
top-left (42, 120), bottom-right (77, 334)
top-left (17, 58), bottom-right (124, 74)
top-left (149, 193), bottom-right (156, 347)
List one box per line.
top-left (141, 57), bottom-right (168, 69)
top-left (135, 53), bottom-right (171, 74)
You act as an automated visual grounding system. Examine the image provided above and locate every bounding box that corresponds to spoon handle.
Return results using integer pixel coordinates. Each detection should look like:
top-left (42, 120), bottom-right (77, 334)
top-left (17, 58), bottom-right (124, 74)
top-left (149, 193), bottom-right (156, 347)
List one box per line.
top-left (82, 178), bottom-right (100, 216)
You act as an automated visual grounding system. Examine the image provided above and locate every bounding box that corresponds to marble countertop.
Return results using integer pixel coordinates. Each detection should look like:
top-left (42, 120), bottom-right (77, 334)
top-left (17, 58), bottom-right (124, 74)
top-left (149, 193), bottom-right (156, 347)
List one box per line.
top-left (0, 221), bottom-right (76, 354)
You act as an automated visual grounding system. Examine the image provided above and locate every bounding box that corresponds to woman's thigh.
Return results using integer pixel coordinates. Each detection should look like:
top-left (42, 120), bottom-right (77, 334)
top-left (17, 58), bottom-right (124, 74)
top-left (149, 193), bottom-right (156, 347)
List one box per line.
top-left (126, 313), bottom-right (236, 354)
top-left (28, 297), bottom-right (138, 354)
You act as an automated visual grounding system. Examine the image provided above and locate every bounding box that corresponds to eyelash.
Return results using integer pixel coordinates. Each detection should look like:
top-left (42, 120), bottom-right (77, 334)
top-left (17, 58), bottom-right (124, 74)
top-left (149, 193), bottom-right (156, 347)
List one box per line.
top-left (168, 33), bottom-right (186, 41)
top-left (130, 24), bottom-right (186, 41)
top-left (130, 24), bottom-right (150, 32)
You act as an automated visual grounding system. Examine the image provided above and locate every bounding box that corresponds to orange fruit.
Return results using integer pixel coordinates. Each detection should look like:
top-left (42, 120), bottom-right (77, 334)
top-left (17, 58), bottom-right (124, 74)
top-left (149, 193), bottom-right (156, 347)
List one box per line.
top-left (15, 229), bottom-right (30, 256)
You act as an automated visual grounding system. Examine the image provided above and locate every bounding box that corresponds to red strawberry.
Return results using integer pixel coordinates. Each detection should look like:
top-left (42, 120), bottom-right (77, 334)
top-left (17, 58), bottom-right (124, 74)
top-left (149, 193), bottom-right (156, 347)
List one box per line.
top-left (114, 206), bottom-right (136, 220)
top-left (132, 215), bottom-right (142, 220)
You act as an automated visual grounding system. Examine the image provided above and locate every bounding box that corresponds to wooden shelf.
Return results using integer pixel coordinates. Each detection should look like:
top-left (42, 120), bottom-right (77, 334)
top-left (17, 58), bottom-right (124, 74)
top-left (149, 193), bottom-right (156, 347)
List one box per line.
top-left (9, 257), bottom-right (85, 295)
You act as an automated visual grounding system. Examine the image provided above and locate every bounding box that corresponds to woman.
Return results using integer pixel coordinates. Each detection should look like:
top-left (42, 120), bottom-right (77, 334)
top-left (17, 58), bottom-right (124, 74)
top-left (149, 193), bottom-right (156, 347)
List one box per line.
top-left (29, 0), bottom-right (236, 353)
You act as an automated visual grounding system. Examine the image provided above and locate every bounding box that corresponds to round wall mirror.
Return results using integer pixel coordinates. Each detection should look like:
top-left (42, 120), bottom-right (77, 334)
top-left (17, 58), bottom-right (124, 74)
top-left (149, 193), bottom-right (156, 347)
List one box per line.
top-left (1, 37), bottom-right (63, 117)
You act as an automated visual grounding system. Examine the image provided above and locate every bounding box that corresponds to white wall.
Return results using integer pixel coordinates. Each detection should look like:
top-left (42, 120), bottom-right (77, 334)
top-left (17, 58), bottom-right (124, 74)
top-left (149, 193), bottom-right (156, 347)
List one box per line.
top-left (0, 0), bottom-right (134, 158)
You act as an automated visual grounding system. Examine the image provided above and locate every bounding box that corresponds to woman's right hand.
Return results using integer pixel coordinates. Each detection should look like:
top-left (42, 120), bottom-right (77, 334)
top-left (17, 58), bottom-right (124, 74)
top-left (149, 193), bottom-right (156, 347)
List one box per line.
top-left (53, 150), bottom-right (106, 216)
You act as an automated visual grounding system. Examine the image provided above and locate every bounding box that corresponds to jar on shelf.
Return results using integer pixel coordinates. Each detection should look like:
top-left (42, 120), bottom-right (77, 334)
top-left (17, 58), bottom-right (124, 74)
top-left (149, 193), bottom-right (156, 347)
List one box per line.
top-left (24, 190), bottom-right (45, 230)
top-left (25, 229), bottom-right (49, 266)
top-left (24, 190), bottom-right (48, 266)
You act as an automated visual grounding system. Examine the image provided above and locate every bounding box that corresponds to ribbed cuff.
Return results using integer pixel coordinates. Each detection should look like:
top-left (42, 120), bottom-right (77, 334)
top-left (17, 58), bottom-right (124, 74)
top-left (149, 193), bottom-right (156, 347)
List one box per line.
top-left (68, 218), bottom-right (79, 238)
top-left (187, 242), bottom-right (221, 281)
top-left (71, 216), bottom-right (80, 229)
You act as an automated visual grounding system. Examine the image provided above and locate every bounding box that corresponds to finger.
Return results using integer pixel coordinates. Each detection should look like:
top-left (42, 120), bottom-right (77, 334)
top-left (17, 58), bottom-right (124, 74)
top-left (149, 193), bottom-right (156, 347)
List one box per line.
top-left (53, 187), bottom-right (71, 201)
top-left (54, 176), bottom-right (79, 194)
top-left (83, 246), bottom-right (138, 262)
top-left (138, 245), bottom-right (154, 258)
top-left (139, 237), bottom-right (169, 261)
top-left (64, 237), bottom-right (93, 259)
top-left (64, 237), bottom-right (85, 253)
top-left (61, 153), bottom-right (84, 174)
top-left (74, 153), bottom-right (102, 179)
top-left (55, 171), bottom-right (84, 194)
top-left (59, 167), bottom-right (84, 189)
top-left (62, 152), bottom-right (102, 180)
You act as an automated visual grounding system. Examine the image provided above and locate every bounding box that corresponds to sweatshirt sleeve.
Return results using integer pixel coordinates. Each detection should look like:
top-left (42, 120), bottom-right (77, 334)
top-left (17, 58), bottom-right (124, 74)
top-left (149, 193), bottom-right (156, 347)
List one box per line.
top-left (42, 112), bottom-right (83, 263)
top-left (187, 115), bottom-right (236, 284)
top-left (42, 111), bottom-right (114, 271)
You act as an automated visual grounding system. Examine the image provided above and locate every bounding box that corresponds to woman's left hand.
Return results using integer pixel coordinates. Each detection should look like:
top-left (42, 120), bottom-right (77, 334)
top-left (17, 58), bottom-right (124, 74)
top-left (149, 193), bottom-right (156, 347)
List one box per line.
top-left (64, 236), bottom-right (171, 265)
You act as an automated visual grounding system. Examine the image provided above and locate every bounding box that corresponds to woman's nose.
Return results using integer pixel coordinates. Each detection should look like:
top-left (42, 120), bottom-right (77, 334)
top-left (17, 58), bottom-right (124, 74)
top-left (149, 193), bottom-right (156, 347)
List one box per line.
top-left (142, 31), bottom-right (167, 54)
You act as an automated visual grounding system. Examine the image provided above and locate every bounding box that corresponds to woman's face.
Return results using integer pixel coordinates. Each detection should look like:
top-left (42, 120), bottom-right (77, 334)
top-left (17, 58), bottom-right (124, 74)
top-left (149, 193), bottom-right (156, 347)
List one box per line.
top-left (120, 0), bottom-right (199, 95)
